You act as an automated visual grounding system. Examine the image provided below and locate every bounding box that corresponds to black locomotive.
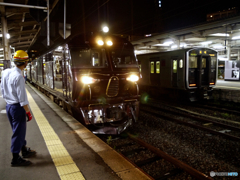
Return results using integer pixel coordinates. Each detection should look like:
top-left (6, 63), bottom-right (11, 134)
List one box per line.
top-left (137, 48), bottom-right (218, 101)
top-left (27, 34), bottom-right (140, 134)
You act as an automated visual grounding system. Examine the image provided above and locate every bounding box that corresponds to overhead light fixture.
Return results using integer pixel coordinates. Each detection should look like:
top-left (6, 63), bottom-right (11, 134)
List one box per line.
top-left (232, 36), bottom-right (240, 40)
top-left (201, 41), bottom-right (212, 45)
top-left (212, 44), bottom-right (224, 49)
top-left (171, 45), bottom-right (177, 49)
top-left (0, 33), bottom-right (10, 39)
top-left (163, 41), bottom-right (174, 46)
top-left (210, 33), bottom-right (229, 37)
top-left (180, 43), bottom-right (187, 47)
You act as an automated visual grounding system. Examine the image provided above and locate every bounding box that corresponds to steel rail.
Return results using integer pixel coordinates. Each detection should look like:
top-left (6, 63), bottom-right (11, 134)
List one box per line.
top-left (128, 133), bottom-right (213, 180)
top-left (141, 104), bottom-right (240, 132)
top-left (141, 108), bottom-right (240, 141)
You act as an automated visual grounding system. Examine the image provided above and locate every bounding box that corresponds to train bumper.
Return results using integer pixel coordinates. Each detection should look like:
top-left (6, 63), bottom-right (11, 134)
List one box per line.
top-left (80, 99), bottom-right (139, 134)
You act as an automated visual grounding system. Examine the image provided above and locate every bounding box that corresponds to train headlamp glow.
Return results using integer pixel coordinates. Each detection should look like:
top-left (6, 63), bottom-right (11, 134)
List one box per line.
top-left (81, 76), bottom-right (96, 84)
top-left (106, 40), bottom-right (113, 46)
top-left (127, 74), bottom-right (139, 82)
top-left (97, 40), bottom-right (104, 46)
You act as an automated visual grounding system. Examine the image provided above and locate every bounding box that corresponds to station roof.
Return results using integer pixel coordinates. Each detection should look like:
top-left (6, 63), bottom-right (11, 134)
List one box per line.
top-left (0, 0), bottom-right (57, 53)
top-left (0, 1), bottom-right (240, 61)
top-left (131, 15), bottom-right (240, 61)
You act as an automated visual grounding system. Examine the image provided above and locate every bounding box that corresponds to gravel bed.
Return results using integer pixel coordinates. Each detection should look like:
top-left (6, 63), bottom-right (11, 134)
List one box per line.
top-left (122, 109), bottom-right (240, 179)
top-left (149, 100), bottom-right (240, 128)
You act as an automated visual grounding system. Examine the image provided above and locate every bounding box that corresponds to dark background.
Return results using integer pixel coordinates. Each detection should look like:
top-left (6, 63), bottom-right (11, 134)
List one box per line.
top-left (28, 0), bottom-right (240, 53)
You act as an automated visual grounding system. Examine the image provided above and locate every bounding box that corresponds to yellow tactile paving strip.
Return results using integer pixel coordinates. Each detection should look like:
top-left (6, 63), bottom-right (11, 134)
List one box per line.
top-left (26, 89), bottom-right (85, 180)
top-left (27, 84), bottom-right (153, 180)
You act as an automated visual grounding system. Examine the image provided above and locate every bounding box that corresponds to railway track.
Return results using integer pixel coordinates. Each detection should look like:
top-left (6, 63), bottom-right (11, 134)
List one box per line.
top-left (140, 103), bottom-right (240, 141)
top-left (99, 134), bottom-right (212, 180)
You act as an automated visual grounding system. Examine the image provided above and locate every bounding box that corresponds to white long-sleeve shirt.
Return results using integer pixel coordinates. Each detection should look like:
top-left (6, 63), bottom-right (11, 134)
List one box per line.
top-left (0, 67), bottom-right (29, 106)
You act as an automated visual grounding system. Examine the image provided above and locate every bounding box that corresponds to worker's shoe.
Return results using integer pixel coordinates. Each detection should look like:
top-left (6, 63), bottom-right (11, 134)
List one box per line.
top-left (11, 156), bottom-right (32, 167)
top-left (22, 147), bottom-right (36, 158)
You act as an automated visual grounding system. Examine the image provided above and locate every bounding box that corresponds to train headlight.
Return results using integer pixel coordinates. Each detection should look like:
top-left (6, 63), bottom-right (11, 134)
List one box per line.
top-left (97, 40), bottom-right (104, 46)
top-left (81, 76), bottom-right (96, 84)
top-left (127, 74), bottom-right (139, 82)
top-left (106, 40), bottom-right (113, 46)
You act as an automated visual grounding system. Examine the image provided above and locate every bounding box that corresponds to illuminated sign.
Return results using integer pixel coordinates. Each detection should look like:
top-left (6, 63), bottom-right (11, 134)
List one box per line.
top-left (209, 54), bottom-right (215, 56)
top-left (190, 53), bottom-right (197, 56)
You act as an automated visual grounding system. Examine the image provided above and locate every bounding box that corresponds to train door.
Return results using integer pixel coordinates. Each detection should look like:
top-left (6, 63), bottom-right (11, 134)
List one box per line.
top-left (197, 55), bottom-right (211, 87)
top-left (150, 58), bottom-right (160, 86)
top-left (62, 46), bottom-right (72, 100)
top-left (44, 52), bottom-right (54, 89)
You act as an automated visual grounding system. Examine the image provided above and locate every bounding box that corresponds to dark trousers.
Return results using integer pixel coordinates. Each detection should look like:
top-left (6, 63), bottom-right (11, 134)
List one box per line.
top-left (6, 103), bottom-right (27, 154)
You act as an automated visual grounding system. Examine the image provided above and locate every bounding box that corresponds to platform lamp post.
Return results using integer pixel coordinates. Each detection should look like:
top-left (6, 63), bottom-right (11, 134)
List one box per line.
top-left (0, 1), bottom-right (10, 64)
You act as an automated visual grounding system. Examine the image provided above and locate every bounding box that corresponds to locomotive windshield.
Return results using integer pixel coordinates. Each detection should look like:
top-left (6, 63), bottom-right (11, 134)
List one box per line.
top-left (110, 48), bottom-right (138, 68)
top-left (70, 47), bottom-right (108, 68)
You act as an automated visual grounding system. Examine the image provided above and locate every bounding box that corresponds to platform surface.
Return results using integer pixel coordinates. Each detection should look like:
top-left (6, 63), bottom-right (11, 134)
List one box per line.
top-left (0, 83), bottom-right (151, 180)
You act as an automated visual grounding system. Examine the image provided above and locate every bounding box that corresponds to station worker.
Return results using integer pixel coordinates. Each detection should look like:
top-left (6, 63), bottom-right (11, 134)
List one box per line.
top-left (0, 50), bottom-right (36, 166)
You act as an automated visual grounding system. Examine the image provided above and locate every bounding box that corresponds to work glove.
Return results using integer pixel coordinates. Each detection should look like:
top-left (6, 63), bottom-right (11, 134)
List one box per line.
top-left (26, 111), bottom-right (32, 122)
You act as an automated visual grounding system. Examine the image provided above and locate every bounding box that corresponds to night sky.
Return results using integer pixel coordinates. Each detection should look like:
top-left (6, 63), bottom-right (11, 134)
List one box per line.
top-left (28, 0), bottom-right (240, 53)
top-left (105, 0), bottom-right (240, 35)
top-left (161, 0), bottom-right (240, 31)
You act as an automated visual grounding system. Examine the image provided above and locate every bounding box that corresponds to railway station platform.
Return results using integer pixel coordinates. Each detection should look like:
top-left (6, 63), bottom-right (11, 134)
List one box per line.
top-left (213, 79), bottom-right (240, 103)
top-left (0, 83), bottom-right (151, 180)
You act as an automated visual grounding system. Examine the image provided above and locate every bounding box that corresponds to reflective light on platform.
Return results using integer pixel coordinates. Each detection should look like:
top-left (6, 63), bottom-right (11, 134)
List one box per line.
top-left (0, 110), bottom-right (6, 113)
top-left (26, 89), bottom-right (85, 180)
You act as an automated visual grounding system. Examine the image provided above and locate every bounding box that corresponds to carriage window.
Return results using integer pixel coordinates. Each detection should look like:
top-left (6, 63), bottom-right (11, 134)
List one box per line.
top-left (156, 61), bottom-right (160, 73)
top-left (173, 60), bottom-right (177, 73)
top-left (179, 59), bottom-right (183, 68)
top-left (151, 61), bottom-right (154, 73)
top-left (139, 64), bottom-right (141, 72)
top-left (202, 58), bottom-right (206, 68)
top-left (189, 57), bottom-right (197, 68)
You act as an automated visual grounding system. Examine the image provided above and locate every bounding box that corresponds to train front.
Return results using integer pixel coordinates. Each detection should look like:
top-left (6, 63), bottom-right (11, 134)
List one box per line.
top-left (69, 35), bottom-right (140, 134)
top-left (186, 48), bottom-right (218, 101)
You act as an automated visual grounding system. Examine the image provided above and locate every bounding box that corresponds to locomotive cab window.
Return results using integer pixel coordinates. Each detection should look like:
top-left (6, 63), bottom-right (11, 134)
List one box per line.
top-left (189, 57), bottom-right (198, 68)
top-left (202, 58), bottom-right (206, 68)
top-left (92, 52), bottom-right (100, 66)
top-left (70, 48), bottom-right (107, 68)
top-left (111, 49), bottom-right (138, 68)
top-left (211, 57), bottom-right (217, 68)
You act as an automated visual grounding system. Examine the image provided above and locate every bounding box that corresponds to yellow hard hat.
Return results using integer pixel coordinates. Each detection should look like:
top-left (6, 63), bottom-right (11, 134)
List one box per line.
top-left (13, 50), bottom-right (29, 62)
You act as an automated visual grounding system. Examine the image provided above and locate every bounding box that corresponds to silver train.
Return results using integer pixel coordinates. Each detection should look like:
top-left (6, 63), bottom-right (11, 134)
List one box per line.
top-left (137, 48), bottom-right (218, 101)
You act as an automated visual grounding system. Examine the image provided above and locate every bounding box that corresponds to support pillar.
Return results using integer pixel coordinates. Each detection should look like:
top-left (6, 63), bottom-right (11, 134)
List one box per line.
top-left (0, 2), bottom-right (10, 61)
top-left (227, 46), bottom-right (231, 61)
top-left (238, 50), bottom-right (240, 61)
